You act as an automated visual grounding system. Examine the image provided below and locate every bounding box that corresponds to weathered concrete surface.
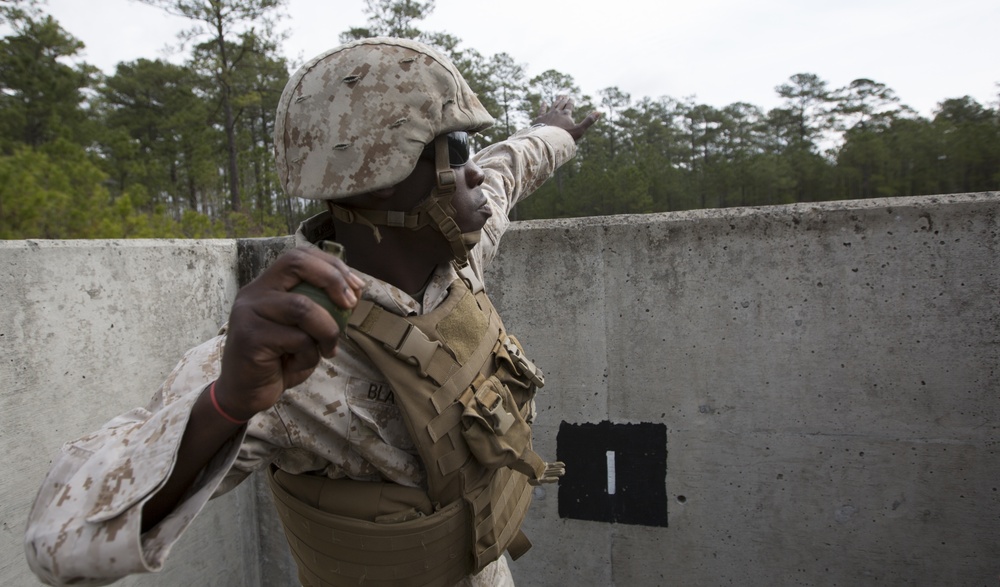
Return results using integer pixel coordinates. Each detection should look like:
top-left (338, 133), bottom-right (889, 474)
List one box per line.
top-left (487, 193), bottom-right (999, 586)
top-left (235, 236), bottom-right (301, 587)
top-left (0, 240), bottom-right (252, 586)
top-left (1, 193), bottom-right (997, 586)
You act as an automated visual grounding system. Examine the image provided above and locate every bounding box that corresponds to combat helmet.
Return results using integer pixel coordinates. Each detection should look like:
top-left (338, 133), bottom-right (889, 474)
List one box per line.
top-left (274, 37), bottom-right (495, 264)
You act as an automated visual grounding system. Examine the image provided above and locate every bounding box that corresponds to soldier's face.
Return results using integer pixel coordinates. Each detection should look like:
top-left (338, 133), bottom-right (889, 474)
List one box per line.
top-left (450, 157), bottom-right (491, 236)
top-left (409, 135), bottom-right (491, 238)
top-left (416, 132), bottom-right (491, 237)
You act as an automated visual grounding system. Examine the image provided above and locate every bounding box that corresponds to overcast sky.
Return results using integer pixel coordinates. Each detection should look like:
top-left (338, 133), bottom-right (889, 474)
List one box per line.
top-left (39, 0), bottom-right (1000, 118)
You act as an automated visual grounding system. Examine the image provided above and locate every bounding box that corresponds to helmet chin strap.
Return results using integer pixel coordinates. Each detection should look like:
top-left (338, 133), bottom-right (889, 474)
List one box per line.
top-left (327, 135), bottom-right (478, 266)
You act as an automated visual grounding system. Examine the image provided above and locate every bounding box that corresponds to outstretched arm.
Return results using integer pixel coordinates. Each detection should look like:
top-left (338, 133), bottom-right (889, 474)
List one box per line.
top-left (533, 94), bottom-right (601, 141)
top-left (468, 99), bottom-right (599, 271)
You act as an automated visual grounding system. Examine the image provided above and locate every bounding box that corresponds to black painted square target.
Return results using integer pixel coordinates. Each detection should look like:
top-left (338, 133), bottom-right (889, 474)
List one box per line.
top-left (556, 421), bottom-right (668, 527)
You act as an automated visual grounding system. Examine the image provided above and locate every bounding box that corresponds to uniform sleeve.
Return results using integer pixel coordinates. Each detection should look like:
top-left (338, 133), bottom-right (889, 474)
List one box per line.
top-left (23, 336), bottom-right (275, 586)
top-left (471, 125), bottom-right (578, 269)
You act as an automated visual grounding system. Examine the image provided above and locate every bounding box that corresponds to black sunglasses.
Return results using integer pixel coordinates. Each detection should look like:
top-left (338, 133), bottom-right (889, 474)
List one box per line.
top-left (420, 131), bottom-right (471, 168)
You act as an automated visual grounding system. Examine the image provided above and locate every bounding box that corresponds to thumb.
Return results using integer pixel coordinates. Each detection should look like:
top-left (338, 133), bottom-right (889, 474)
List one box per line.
top-left (572, 111), bottom-right (602, 140)
top-left (581, 110), bottom-right (601, 128)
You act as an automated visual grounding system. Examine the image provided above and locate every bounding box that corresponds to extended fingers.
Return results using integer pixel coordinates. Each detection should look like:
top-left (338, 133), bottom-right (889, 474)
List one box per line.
top-left (552, 94), bottom-right (573, 113)
top-left (531, 95), bottom-right (599, 143)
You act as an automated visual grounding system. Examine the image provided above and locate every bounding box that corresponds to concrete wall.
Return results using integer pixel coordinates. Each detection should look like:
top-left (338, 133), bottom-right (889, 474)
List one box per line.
top-left (1, 193), bottom-right (997, 586)
top-left (0, 240), bottom-right (259, 587)
top-left (489, 193), bottom-right (999, 586)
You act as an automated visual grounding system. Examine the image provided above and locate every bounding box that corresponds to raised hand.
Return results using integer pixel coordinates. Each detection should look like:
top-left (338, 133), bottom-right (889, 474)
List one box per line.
top-left (533, 94), bottom-right (601, 142)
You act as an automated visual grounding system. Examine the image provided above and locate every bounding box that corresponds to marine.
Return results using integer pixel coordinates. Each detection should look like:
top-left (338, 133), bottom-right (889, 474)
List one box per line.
top-left (25, 37), bottom-right (598, 586)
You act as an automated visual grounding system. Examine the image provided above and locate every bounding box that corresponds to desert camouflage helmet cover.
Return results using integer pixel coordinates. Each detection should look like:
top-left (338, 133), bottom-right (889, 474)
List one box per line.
top-left (274, 37), bottom-right (495, 200)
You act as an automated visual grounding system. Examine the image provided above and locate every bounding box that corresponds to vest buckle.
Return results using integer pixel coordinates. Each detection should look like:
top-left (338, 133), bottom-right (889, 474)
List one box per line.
top-left (474, 385), bottom-right (515, 435)
top-left (396, 323), bottom-right (441, 378)
top-left (503, 337), bottom-right (545, 388)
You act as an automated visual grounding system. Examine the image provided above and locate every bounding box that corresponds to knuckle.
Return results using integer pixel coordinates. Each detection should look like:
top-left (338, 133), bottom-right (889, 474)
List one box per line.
top-left (285, 294), bottom-right (315, 323)
top-left (283, 248), bottom-right (310, 272)
top-left (229, 294), bottom-right (255, 318)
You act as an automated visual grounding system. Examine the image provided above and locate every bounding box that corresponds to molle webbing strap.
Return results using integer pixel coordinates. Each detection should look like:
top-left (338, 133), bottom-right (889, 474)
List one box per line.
top-left (349, 300), bottom-right (459, 385)
top-left (468, 465), bottom-right (534, 569)
top-left (347, 285), bottom-right (491, 501)
top-left (266, 467), bottom-right (471, 587)
top-left (507, 531), bottom-right (532, 561)
top-left (427, 310), bottom-right (502, 433)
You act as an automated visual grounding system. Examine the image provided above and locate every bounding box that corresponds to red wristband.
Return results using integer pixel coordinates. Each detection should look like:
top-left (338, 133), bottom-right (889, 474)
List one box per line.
top-left (209, 381), bottom-right (249, 425)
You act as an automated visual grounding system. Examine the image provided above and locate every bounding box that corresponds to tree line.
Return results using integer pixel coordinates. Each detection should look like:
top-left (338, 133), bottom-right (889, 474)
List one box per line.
top-left (1, 0), bottom-right (997, 239)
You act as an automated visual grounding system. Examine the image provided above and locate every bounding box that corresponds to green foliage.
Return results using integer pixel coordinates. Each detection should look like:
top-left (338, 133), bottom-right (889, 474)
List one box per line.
top-left (136, 0), bottom-right (287, 213)
top-left (0, 141), bottom-right (102, 238)
top-left (96, 59), bottom-right (214, 210)
top-left (931, 97), bottom-right (1000, 193)
top-left (340, 0), bottom-right (433, 42)
top-left (0, 13), bottom-right (94, 150)
top-left (1, 3), bottom-right (998, 240)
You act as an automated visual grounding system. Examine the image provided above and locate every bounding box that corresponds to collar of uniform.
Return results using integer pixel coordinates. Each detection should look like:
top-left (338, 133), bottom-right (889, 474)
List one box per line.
top-left (295, 210), bottom-right (337, 245)
top-left (362, 262), bottom-right (457, 316)
top-left (294, 211), bottom-right (458, 317)
top-left (420, 263), bottom-right (458, 313)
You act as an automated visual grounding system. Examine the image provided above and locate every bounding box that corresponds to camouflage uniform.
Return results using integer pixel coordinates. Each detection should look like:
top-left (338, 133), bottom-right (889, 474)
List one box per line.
top-left (25, 124), bottom-right (578, 587)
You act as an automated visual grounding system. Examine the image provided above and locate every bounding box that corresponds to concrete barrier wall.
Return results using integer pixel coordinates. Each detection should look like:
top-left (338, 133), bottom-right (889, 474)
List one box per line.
top-left (489, 193), bottom-right (999, 586)
top-left (1, 193), bottom-right (997, 586)
top-left (0, 241), bottom-right (258, 587)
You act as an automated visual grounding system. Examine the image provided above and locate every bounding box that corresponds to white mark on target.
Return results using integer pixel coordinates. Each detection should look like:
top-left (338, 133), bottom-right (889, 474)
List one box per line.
top-left (606, 450), bottom-right (616, 495)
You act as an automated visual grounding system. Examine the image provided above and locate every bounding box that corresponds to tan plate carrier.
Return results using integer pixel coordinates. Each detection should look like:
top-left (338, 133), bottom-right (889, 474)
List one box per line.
top-left (267, 265), bottom-right (564, 587)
